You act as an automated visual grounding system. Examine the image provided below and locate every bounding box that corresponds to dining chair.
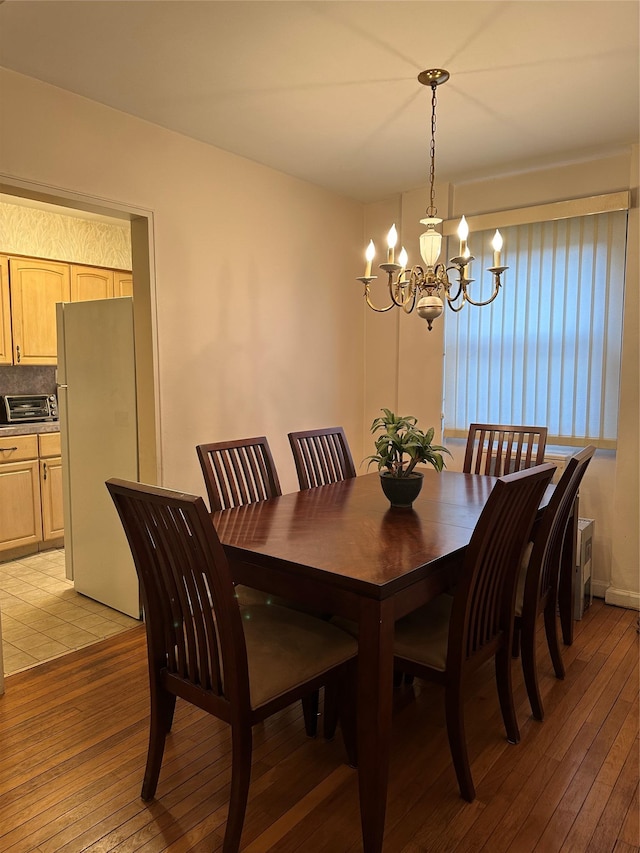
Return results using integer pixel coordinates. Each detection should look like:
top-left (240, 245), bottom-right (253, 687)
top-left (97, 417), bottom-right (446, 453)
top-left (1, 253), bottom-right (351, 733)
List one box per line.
top-left (196, 436), bottom-right (283, 608)
top-left (392, 462), bottom-right (556, 801)
top-left (463, 423), bottom-right (548, 476)
top-left (197, 436), bottom-right (325, 735)
top-left (513, 445), bottom-right (595, 721)
top-left (106, 478), bottom-right (358, 853)
top-left (287, 426), bottom-right (357, 737)
top-left (288, 426), bottom-right (356, 490)
top-left (196, 436), bottom-right (281, 512)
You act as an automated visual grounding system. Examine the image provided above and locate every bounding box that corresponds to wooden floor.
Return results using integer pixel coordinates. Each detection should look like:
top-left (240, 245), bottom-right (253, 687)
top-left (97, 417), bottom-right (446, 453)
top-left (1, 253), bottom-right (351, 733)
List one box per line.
top-left (0, 599), bottom-right (637, 852)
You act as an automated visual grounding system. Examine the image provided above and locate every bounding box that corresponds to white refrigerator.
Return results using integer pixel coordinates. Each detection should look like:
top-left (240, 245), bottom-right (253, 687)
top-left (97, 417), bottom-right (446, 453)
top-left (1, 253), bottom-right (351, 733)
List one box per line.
top-left (56, 297), bottom-right (141, 619)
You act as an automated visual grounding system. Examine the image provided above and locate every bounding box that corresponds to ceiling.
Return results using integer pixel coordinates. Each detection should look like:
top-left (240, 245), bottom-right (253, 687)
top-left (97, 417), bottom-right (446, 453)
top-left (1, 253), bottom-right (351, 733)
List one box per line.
top-left (0, 1), bottom-right (638, 204)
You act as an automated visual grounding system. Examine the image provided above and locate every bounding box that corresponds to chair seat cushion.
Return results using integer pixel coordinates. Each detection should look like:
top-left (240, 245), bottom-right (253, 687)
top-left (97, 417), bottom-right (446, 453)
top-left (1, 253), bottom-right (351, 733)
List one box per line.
top-left (515, 541), bottom-right (533, 618)
top-left (241, 604), bottom-right (357, 710)
top-left (393, 594), bottom-right (453, 672)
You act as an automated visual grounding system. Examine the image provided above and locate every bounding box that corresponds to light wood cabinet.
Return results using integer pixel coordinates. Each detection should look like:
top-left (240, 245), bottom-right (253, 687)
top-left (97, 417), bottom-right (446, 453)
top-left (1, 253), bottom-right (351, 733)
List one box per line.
top-left (9, 257), bottom-right (71, 365)
top-left (114, 271), bottom-right (133, 298)
top-left (39, 433), bottom-right (63, 540)
top-left (0, 432), bottom-right (64, 551)
top-left (40, 456), bottom-right (64, 540)
top-left (1, 256), bottom-right (132, 364)
top-left (71, 265), bottom-right (114, 301)
top-left (0, 257), bottom-right (11, 365)
top-left (0, 435), bottom-right (42, 550)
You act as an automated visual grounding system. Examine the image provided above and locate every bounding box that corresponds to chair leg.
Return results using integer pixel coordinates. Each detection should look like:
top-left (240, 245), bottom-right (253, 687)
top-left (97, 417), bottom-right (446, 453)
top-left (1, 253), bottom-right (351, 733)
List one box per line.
top-left (323, 682), bottom-right (339, 740)
top-left (512, 620), bottom-right (521, 658)
top-left (224, 723), bottom-right (253, 853)
top-left (495, 645), bottom-right (520, 744)
top-left (444, 682), bottom-right (475, 802)
top-left (141, 687), bottom-right (176, 801)
top-left (338, 660), bottom-right (358, 768)
top-left (520, 612), bottom-right (545, 722)
top-left (302, 691), bottom-right (319, 737)
top-left (544, 601), bottom-right (565, 680)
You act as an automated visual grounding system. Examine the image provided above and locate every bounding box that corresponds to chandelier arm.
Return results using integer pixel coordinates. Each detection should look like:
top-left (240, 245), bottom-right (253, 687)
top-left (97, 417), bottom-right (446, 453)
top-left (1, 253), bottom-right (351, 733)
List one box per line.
top-left (391, 268), bottom-right (428, 309)
top-left (389, 276), bottom-right (416, 309)
top-left (444, 285), bottom-right (464, 305)
top-left (363, 283), bottom-right (397, 313)
top-left (462, 284), bottom-right (502, 307)
top-left (446, 297), bottom-right (468, 313)
top-left (401, 286), bottom-right (418, 314)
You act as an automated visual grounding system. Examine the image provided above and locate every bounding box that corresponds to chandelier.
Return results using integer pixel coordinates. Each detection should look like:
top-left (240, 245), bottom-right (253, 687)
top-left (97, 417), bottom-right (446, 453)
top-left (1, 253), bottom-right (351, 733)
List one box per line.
top-left (357, 69), bottom-right (507, 330)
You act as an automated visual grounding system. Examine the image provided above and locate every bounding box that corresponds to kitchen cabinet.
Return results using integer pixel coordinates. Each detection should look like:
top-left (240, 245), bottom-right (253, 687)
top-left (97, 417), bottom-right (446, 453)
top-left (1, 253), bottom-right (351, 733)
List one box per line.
top-left (114, 271), bottom-right (133, 297)
top-left (0, 434), bottom-right (42, 551)
top-left (8, 257), bottom-right (71, 365)
top-left (71, 265), bottom-right (114, 301)
top-left (0, 256), bottom-right (11, 365)
top-left (39, 433), bottom-right (64, 540)
top-left (0, 255), bottom-right (132, 365)
top-left (0, 431), bottom-right (64, 553)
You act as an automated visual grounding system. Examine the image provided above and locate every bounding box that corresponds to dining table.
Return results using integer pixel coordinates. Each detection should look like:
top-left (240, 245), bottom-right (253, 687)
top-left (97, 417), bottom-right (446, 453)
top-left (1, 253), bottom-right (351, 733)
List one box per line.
top-left (212, 468), bottom-right (563, 852)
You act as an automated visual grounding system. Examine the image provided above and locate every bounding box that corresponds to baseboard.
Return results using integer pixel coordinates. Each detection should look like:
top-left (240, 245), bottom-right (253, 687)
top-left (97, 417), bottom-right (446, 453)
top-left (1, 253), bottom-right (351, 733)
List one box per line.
top-left (604, 585), bottom-right (640, 611)
top-left (591, 578), bottom-right (610, 600)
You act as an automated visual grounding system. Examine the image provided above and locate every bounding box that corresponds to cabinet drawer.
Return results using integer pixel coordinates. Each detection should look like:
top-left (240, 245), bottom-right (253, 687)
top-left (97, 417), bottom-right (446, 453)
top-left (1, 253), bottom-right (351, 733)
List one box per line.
top-left (0, 434), bottom-right (38, 461)
top-left (39, 432), bottom-right (61, 458)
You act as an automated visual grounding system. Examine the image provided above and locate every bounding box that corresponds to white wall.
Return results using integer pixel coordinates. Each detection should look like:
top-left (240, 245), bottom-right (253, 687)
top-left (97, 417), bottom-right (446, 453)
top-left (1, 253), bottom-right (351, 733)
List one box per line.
top-left (0, 68), bottom-right (364, 496)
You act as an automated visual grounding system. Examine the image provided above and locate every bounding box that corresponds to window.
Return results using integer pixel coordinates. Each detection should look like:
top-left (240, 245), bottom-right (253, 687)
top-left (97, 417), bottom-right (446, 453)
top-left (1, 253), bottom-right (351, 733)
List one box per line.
top-left (443, 206), bottom-right (628, 448)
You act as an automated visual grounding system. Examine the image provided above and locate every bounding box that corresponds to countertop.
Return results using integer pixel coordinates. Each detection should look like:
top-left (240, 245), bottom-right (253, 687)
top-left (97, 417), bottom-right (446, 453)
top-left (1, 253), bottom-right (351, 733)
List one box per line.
top-left (0, 422), bottom-right (60, 436)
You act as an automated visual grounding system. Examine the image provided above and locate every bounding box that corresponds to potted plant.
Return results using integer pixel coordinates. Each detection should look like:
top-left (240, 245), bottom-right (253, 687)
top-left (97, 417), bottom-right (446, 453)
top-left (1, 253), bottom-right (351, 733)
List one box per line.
top-left (366, 408), bottom-right (451, 508)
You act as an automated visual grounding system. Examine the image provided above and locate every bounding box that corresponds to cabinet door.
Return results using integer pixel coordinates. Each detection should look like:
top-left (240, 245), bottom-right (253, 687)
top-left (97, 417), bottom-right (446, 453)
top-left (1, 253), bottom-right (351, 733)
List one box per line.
top-left (9, 258), bottom-right (71, 364)
top-left (114, 272), bottom-right (133, 297)
top-left (71, 265), bottom-right (114, 301)
top-left (0, 459), bottom-right (42, 551)
top-left (40, 456), bottom-right (64, 540)
top-left (0, 256), bottom-right (11, 364)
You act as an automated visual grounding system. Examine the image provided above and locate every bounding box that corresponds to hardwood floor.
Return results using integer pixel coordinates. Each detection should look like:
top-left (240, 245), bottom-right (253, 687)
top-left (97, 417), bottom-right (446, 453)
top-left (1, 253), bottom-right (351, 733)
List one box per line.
top-left (0, 599), bottom-right (637, 852)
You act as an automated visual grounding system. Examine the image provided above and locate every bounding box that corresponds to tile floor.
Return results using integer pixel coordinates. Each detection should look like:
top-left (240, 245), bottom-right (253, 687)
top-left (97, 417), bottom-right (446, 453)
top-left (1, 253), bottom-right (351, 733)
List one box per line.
top-left (0, 548), bottom-right (140, 677)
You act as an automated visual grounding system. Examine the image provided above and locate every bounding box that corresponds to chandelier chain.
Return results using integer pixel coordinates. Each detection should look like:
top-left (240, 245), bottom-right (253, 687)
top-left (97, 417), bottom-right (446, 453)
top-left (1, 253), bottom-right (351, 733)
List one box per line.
top-left (427, 82), bottom-right (438, 218)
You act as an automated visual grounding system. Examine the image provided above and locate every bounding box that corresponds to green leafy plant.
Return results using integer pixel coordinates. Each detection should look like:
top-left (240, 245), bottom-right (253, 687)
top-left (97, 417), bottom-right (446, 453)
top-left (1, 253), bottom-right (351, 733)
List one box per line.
top-left (365, 408), bottom-right (451, 477)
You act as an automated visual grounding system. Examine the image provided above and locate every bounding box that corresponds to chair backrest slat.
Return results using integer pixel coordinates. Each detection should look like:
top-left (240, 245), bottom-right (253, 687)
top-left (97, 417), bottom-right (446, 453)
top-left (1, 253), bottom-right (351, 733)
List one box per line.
top-left (197, 437), bottom-right (282, 512)
top-left (106, 479), bottom-right (250, 707)
top-left (288, 427), bottom-right (356, 490)
top-left (464, 423), bottom-right (548, 477)
top-left (449, 463), bottom-right (556, 666)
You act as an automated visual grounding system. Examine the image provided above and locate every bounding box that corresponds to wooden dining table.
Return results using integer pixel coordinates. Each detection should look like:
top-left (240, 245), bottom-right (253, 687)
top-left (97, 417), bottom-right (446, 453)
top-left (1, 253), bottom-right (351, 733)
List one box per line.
top-left (212, 468), bottom-right (560, 852)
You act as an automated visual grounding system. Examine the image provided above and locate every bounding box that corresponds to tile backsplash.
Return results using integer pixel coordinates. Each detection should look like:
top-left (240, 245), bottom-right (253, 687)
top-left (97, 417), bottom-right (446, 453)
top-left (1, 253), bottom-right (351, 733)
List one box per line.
top-left (0, 365), bottom-right (57, 396)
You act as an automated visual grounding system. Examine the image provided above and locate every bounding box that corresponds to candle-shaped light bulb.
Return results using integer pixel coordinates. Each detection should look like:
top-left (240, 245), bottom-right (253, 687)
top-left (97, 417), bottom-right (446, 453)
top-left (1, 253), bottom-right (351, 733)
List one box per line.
top-left (463, 246), bottom-right (471, 280)
top-left (398, 246), bottom-right (408, 274)
top-left (364, 239), bottom-right (375, 277)
top-left (387, 224), bottom-right (398, 263)
top-left (492, 230), bottom-right (503, 267)
top-left (457, 216), bottom-right (469, 256)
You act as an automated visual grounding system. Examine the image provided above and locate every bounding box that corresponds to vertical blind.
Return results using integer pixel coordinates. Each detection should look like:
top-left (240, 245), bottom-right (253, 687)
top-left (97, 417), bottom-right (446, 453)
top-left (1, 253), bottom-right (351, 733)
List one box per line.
top-left (443, 210), bottom-right (628, 448)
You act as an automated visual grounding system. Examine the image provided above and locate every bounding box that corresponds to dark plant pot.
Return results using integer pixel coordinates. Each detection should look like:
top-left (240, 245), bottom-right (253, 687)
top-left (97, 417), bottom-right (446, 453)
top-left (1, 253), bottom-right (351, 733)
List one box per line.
top-left (379, 471), bottom-right (424, 509)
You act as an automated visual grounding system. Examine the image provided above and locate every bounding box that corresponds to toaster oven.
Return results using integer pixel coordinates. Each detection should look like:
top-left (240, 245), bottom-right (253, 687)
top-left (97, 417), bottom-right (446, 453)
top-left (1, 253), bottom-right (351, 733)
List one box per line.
top-left (0, 394), bottom-right (59, 424)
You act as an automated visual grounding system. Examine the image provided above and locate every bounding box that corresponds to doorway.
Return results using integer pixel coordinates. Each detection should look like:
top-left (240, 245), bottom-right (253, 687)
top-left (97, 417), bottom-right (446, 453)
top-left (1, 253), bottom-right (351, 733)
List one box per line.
top-left (0, 182), bottom-right (159, 680)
